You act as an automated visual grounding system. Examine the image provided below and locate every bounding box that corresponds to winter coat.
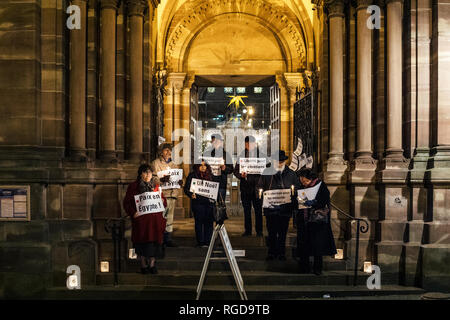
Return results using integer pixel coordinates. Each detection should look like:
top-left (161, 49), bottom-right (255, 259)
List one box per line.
top-left (151, 157), bottom-right (181, 198)
top-left (256, 166), bottom-right (301, 217)
top-left (296, 180), bottom-right (337, 256)
top-left (123, 179), bottom-right (167, 244)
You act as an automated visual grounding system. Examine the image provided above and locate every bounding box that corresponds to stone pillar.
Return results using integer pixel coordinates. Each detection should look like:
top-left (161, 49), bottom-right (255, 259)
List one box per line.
top-left (69, 0), bottom-right (87, 161)
top-left (384, 0), bottom-right (406, 164)
top-left (164, 73), bottom-right (186, 145)
top-left (377, 0), bottom-right (410, 278)
top-left (324, 0), bottom-right (347, 183)
top-left (351, 0), bottom-right (377, 180)
top-left (275, 75), bottom-right (291, 156)
top-left (127, 0), bottom-right (146, 162)
top-left (284, 73), bottom-right (303, 158)
top-left (99, 0), bottom-right (119, 161)
top-left (180, 76), bottom-right (195, 217)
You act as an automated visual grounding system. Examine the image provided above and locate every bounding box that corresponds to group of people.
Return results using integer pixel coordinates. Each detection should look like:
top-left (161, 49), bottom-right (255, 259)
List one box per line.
top-left (123, 134), bottom-right (336, 275)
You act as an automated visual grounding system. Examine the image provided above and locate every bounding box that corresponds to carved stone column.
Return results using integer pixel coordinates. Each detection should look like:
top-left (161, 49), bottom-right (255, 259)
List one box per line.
top-left (69, 0), bottom-right (87, 161)
top-left (284, 73), bottom-right (303, 158)
top-left (275, 74), bottom-right (291, 157)
top-left (324, 0), bottom-right (347, 183)
top-left (351, 0), bottom-right (377, 182)
top-left (127, 0), bottom-right (146, 162)
top-left (164, 73), bottom-right (186, 144)
top-left (99, 0), bottom-right (119, 161)
top-left (382, 0), bottom-right (408, 172)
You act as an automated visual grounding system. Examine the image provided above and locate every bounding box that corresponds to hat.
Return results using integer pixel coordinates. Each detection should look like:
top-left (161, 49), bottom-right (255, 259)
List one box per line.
top-left (245, 136), bottom-right (256, 143)
top-left (273, 150), bottom-right (289, 162)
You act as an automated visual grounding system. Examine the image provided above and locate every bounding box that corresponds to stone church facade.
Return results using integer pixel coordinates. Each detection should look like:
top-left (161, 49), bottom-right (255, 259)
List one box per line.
top-left (0, 0), bottom-right (449, 297)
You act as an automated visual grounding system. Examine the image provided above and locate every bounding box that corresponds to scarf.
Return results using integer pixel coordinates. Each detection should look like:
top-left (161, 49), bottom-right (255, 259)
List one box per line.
top-left (138, 178), bottom-right (155, 194)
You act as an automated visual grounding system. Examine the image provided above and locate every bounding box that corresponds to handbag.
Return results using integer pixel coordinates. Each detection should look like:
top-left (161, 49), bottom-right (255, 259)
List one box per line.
top-left (213, 193), bottom-right (228, 224)
top-left (307, 205), bottom-right (330, 224)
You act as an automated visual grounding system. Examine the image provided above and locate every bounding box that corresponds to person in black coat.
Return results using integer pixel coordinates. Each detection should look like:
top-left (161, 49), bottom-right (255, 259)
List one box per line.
top-left (295, 168), bottom-right (337, 275)
top-left (233, 136), bottom-right (268, 237)
top-left (203, 133), bottom-right (233, 202)
top-left (184, 159), bottom-right (216, 247)
top-left (257, 150), bottom-right (301, 261)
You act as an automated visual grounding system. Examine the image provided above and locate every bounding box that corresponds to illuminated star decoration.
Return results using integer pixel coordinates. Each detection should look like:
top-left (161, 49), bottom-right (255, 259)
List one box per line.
top-left (227, 95), bottom-right (247, 111)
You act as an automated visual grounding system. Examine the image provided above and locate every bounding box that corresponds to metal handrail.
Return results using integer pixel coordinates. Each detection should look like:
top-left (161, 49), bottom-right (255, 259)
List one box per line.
top-left (105, 216), bottom-right (130, 286)
top-left (330, 201), bottom-right (369, 286)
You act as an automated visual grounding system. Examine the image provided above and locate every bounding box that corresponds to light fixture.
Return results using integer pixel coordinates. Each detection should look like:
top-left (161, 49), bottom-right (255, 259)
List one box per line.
top-left (364, 261), bottom-right (373, 273)
top-left (242, 109), bottom-right (247, 114)
top-left (334, 249), bottom-right (344, 260)
top-left (100, 261), bottom-right (110, 273)
top-left (248, 108), bottom-right (254, 115)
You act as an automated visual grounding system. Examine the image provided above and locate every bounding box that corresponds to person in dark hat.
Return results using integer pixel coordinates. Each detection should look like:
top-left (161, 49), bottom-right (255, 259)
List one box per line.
top-left (234, 136), bottom-right (268, 237)
top-left (203, 133), bottom-right (233, 204)
top-left (257, 150), bottom-right (301, 260)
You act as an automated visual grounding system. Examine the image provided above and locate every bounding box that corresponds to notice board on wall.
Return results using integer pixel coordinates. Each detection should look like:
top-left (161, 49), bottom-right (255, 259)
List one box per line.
top-left (0, 185), bottom-right (30, 221)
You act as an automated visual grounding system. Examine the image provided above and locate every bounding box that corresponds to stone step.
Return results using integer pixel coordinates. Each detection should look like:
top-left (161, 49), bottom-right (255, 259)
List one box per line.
top-left (160, 245), bottom-right (340, 260)
top-left (170, 234), bottom-right (300, 247)
top-left (44, 284), bottom-right (425, 300)
top-left (122, 257), bottom-right (350, 273)
top-left (96, 270), bottom-right (374, 287)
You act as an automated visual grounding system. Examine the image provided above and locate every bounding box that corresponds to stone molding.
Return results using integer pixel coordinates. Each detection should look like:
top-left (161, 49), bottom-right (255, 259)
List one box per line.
top-left (355, 0), bottom-right (374, 10)
top-left (100, 0), bottom-right (120, 10)
top-left (126, 0), bottom-right (147, 17)
top-left (325, 0), bottom-right (345, 18)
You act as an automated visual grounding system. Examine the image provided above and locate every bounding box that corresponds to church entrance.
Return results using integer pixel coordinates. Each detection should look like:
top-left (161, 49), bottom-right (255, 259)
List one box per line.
top-left (192, 75), bottom-right (275, 215)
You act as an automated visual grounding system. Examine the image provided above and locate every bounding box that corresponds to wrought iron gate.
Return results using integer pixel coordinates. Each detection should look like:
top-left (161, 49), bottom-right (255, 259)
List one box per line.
top-left (293, 85), bottom-right (317, 169)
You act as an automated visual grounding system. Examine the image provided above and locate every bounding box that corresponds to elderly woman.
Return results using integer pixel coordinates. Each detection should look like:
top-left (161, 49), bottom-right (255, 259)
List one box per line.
top-left (296, 168), bottom-right (336, 275)
top-left (123, 164), bottom-right (167, 274)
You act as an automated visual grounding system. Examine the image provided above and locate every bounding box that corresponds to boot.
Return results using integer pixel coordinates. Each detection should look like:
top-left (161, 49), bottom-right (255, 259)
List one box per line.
top-left (165, 232), bottom-right (178, 247)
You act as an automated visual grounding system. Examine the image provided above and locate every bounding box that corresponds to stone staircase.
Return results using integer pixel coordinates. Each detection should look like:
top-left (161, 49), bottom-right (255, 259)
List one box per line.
top-left (44, 217), bottom-right (425, 300)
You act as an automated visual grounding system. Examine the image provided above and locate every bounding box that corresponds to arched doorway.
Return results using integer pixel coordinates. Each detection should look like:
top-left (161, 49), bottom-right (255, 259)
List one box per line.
top-left (159, 0), bottom-right (314, 216)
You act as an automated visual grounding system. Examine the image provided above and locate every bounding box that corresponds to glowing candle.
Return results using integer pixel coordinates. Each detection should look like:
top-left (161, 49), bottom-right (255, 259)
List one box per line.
top-left (259, 189), bottom-right (263, 199)
top-left (291, 185), bottom-right (295, 196)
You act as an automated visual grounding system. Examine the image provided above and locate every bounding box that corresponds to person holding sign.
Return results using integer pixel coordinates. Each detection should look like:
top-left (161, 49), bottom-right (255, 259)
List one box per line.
top-left (152, 143), bottom-right (183, 248)
top-left (233, 136), bottom-right (267, 237)
top-left (295, 169), bottom-right (336, 275)
top-left (184, 159), bottom-right (216, 247)
top-left (203, 134), bottom-right (233, 203)
top-left (257, 150), bottom-right (301, 261)
top-left (123, 164), bottom-right (167, 274)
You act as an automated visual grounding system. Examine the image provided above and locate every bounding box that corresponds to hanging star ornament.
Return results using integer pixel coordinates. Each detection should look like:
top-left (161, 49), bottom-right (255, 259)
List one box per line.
top-left (227, 95), bottom-right (247, 110)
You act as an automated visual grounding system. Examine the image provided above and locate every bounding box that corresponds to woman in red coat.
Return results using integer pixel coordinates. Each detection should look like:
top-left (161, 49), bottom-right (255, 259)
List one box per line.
top-left (123, 164), bottom-right (167, 274)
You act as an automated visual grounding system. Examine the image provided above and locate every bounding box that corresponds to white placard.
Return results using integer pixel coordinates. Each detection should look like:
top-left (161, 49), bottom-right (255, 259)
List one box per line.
top-left (297, 182), bottom-right (322, 201)
top-left (262, 189), bottom-right (292, 208)
top-left (134, 191), bottom-right (165, 217)
top-left (239, 158), bottom-right (266, 175)
top-left (157, 169), bottom-right (183, 190)
top-left (189, 178), bottom-right (220, 200)
top-left (203, 157), bottom-right (224, 176)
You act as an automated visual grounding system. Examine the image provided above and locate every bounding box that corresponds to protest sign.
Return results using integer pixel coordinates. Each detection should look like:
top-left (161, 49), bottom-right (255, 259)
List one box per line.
top-left (134, 191), bottom-right (165, 217)
top-left (203, 157), bottom-right (224, 176)
top-left (297, 182), bottom-right (322, 201)
top-left (262, 189), bottom-right (292, 208)
top-left (239, 158), bottom-right (266, 174)
top-left (189, 178), bottom-right (220, 200)
top-left (157, 169), bottom-right (183, 190)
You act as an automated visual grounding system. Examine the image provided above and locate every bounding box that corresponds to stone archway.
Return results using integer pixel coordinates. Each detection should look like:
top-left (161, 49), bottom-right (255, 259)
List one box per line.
top-left (160, 0), bottom-right (312, 158)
